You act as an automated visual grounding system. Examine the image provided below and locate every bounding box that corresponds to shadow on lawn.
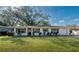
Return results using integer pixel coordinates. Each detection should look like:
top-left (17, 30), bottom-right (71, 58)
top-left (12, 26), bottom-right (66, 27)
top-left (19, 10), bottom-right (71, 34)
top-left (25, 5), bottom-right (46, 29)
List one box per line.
top-left (0, 36), bottom-right (11, 41)
top-left (11, 37), bottom-right (26, 45)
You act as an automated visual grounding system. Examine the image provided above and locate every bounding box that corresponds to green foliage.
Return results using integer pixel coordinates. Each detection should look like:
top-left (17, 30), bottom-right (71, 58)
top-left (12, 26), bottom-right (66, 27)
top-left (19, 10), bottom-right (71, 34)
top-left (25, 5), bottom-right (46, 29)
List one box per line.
top-left (0, 21), bottom-right (7, 26)
top-left (0, 6), bottom-right (50, 26)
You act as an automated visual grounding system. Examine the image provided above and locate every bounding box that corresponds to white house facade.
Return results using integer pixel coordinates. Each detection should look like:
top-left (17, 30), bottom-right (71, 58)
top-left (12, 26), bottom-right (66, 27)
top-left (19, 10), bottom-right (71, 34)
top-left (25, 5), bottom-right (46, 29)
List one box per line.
top-left (0, 26), bottom-right (79, 36)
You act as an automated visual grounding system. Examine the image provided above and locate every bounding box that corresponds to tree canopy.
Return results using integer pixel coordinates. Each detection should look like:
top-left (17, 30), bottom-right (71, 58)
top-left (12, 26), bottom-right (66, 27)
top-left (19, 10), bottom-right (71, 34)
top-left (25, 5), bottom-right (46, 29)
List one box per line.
top-left (0, 6), bottom-right (50, 26)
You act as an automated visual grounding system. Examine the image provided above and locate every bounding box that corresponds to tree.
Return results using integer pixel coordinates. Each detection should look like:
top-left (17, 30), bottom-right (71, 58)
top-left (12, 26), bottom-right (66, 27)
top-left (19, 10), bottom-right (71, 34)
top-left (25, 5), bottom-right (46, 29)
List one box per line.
top-left (0, 6), bottom-right (50, 26)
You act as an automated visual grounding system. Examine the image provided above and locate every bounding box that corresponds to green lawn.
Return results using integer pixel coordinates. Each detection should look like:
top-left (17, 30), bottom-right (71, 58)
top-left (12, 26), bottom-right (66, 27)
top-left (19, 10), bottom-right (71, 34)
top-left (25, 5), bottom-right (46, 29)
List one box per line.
top-left (0, 36), bottom-right (79, 52)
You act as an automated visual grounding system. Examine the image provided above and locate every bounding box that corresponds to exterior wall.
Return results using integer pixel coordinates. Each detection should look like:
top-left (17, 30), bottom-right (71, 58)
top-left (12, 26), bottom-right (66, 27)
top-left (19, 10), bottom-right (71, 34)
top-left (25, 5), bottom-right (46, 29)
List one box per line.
top-left (1, 26), bottom-right (79, 36)
top-left (20, 33), bottom-right (27, 36)
top-left (76, 31), bottom-right (79, 35)
top-left (58, 28), bottom-right (69, 35)
top-left (14, 27), bottom-right (70, 36)
top-left (48, 28), bottom-right (51, 33)
top-left (14, 33), bottom-right (27, 36)
top-left (33, 32), bottom-right (40, 36)
top-left (72, 30), bottom-right (79, 35)
top-left (14, 33), bottom-right (18, 36)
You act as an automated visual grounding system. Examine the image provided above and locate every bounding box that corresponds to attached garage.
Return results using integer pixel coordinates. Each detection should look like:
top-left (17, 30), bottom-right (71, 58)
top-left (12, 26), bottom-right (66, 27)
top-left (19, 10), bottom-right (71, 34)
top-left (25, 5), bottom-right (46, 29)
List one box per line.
top-left (0, 27), bottom-right (14, 36)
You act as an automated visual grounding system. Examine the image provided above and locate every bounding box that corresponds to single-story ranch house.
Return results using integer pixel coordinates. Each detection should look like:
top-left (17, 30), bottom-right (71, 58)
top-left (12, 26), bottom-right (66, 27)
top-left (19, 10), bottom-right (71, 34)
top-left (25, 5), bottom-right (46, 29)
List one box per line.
top-left (0, 25), bottom-right (79, 36)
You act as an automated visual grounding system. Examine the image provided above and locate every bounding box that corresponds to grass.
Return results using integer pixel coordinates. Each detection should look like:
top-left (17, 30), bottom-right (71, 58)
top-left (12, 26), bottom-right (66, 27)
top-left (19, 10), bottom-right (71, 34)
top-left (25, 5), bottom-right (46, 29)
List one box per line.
top-left (0, 36), bottom-right (79, 51)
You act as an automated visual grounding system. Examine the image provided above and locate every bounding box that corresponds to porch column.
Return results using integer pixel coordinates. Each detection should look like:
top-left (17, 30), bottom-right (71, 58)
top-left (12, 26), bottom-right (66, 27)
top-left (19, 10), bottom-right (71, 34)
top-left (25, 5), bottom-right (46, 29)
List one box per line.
top-left (40, 28), bottom-right (43, 35)
top-left (66, 28), bottom-right (70, 35)
top-left (48, 28), bottom-right (51, 33)
top-left (26, 27), bottom-right (28, 36)
top-left (48, 28), bottom-right (51, 36)
top-left (14, 28), bottom-right (17, 36)
top-left (31, 28), bottom-right (33, 36)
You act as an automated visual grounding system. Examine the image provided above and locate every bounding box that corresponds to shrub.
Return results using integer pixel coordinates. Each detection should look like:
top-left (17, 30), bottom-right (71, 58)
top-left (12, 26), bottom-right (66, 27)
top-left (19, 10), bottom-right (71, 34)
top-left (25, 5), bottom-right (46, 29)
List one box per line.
top-left (7, 32), bottom-right (14, 36)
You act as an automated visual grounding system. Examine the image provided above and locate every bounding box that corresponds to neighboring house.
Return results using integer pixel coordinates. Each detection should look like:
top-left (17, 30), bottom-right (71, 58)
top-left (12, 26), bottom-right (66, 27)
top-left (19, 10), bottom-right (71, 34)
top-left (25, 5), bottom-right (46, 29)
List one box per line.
top-left (0, 26), bottom-right (79, 36)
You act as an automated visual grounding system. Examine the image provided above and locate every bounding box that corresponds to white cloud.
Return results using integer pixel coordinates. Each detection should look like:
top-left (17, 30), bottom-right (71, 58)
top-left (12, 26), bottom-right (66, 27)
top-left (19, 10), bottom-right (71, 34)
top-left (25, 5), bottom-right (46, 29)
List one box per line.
top-left (52, 23), bottom-right (58, 26)
top-left (59, 20), bottom-right (64, 23)
top-left (77, 24), bottom-right (79, 26)
top-left (74, 19), bottom-right (79, 21)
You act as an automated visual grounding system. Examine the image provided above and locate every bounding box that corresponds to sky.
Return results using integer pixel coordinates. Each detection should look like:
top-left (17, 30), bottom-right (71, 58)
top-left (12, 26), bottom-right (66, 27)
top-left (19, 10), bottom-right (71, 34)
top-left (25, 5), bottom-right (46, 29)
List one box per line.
top-left (1, 6), bottom-right (79, 26)
top-left (39, 6), bottom-right (79, 26)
